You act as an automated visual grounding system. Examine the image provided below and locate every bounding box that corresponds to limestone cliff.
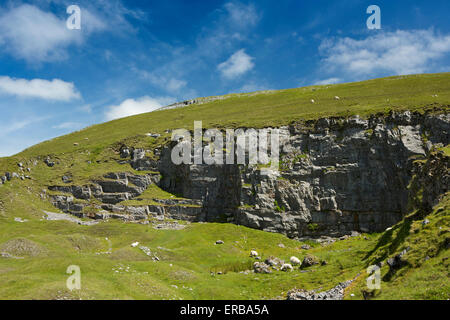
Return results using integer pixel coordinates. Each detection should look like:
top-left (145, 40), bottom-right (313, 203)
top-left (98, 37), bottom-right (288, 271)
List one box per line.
top-left (46, 110), bottom-right (450, 238)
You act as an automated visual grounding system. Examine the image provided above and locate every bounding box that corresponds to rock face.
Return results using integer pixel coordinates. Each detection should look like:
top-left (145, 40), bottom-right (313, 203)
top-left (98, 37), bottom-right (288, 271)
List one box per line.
top-left (409, 151), bottom-right (449, 212)
top-left (49, 172), bottom-right (160, 218)
top-left (47, 111), bottom-right (449, 238)
top-left (155, 111), bottom-right (449, 237)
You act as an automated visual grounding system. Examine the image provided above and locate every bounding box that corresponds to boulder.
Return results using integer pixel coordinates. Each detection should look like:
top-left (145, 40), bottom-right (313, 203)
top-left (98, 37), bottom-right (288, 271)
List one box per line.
top-left (253, 262), bottom-right (272, 274)
top-left (387, 247), bottom-right (410, 270)
top-left (301, 254), bottom-right (320, 268)
top-left (264, 257), bottom-right (284, 268)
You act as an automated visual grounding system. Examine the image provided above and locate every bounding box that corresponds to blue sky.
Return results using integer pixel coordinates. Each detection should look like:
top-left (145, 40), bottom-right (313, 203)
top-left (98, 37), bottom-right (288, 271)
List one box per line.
top-left (0, 0), bottom-right (449, 156)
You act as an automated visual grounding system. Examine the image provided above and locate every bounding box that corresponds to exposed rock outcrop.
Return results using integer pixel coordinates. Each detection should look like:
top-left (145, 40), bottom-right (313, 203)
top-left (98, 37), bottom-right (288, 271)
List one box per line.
top-left (47, 111), bottom-right (449, 238)
top-left (156, 111), bottom-right (449, 238)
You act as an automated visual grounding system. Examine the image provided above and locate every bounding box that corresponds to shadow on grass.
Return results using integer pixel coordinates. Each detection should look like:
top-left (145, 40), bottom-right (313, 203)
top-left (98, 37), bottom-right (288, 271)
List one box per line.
top-left (363, 217), bottom-right (414, 265)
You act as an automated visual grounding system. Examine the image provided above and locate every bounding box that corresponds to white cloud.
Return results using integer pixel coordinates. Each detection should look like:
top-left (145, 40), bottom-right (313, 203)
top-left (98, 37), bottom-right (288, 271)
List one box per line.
top-left (218, 49), bottom-right (254, 79)
top-left (104, 96), bottom-right (175, 121)
top-left (0, 76), bottom-right (81, 101)
top-left (319, 29), bottom-right (450, 78)
top-left (314, 78), bottom-right (342, 85)
top-left (0, 4), bottom-right (105, 63)
top-left (223, 2), bottom-right (260, 29)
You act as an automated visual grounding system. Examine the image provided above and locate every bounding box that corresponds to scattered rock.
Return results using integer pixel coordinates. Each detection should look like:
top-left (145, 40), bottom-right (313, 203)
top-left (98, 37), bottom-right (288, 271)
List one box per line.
top-left (387, 247), bottom-right (410, 270)
top-left (264, 257), bottom-right (284, 268)
top-left (131, 242), bottom-right (140, 248)
top-left (215, 240), bottom-right (224, 245)
top-left (146, 133), bottom-right (161, 138)
top-left (301, 254), bottom-right (320, 268)
top-left (120, 148), bottom-right (131, 158)
top-left (153, 221), bottom-right (187, 230)
top-left (62, 175), bottom-right (72, 183)
top-left (287, 278), bottom-right (356, 300)
top-left (43, 210), bottom-right (98, 226)
top-left (253, 262), bottom-right (272, 274)
top-left (44, 158), bottom-right (55, 167)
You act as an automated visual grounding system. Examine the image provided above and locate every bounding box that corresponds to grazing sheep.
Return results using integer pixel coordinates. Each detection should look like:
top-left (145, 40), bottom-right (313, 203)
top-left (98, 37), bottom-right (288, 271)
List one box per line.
top-left (131, 242), bottom-right (139, 248)
top-left (310, 99), bottom-right (315, 103)
top-left (281, 263), bottom-right (293, 272)
top-left (334, 96), bottom-right (340, 100)
top-left (290, 256), bottom-right (301, 265)
top-left (250, 250), bottom-right (259, 258)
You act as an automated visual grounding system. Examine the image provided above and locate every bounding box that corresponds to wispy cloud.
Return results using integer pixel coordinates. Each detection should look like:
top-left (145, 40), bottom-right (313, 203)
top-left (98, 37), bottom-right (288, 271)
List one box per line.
top-left (1, 116), bottom-right (50, 136)
top-left (319, 29), bottom-right (450, 78)
top-left (223, 2), bottom-right (260, 29)
top-left (0, 76), bottom-right (81, 101)
top-left (132, 1), bottom-right (261, 96)
top-left (104, 96), bottom-right (175, 121)
top-left (78, 104), bottom-right (92, 113)
top-left (218, 49), bottom-right (254, 79)
top-left (0, 4), bottom-right (106, 63)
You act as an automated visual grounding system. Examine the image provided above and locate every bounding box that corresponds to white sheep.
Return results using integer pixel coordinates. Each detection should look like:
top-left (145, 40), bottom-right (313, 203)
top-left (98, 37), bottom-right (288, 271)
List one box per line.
top-left (131, 242), bottom-right (139, 248)
top-left (310, 99), bottom-right (315, 104)
top-left (281, 263), bottom-right (293, 272)
top-left (290, 256), bottom-right (301, 265)
top-left (250, 250), bottom-right (259, 258)
top-left (334, 96), bottom-right (340, 100)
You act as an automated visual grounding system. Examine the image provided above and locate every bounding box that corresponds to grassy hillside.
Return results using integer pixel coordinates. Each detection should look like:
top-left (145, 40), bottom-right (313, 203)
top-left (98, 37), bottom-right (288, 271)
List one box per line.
top-left (13, 72), bottom-right (450, 158)
top-left (0, 179), bottom-right (377, 300)
top-left (0, 73), bottom-right (449, 300)
top-left (346, 193), bottom-right (450, 300)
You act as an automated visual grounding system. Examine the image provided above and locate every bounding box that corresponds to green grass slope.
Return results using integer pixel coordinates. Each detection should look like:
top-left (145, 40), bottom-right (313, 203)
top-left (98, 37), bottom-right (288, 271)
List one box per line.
top-left (0, 73), bottom-right (449, 300)
top-left (13, 72), bottom-right (450, 158)
top-left (0, 181), bottom-right (377, 299)
top-left (346, 193), bottom-right (450, 300)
